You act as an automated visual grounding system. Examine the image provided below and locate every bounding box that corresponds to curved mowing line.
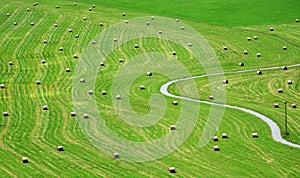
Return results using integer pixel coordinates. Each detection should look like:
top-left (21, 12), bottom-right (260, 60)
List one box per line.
top-left (160, 64), bottom-right (300, 148)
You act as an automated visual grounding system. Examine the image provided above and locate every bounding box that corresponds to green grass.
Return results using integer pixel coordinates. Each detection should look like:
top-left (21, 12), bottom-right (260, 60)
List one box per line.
top-left (0, 0), bottom-right (299, 177)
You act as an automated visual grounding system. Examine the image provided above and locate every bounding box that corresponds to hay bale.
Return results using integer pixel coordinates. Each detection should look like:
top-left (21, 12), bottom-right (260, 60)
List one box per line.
top-left (223, 80), bottom-right (228, 84)
top-left (100, 62), bottom-right (105, 66)
top-left (113, 153), bottom-right (120, 159)
top-left (188, 43), bottom-right (192, 47)
top-left (223, 46), bottom-right (227, 50)
top-left (122, 13), bottom-right (126, 16)
top-left (296, 19), bottom-right (299, 23)
top-left (247, 37), bottom-right (251, 41)
top-left (253, 36), bottom-right (258, 40)
top-left (170, 125), bottom-right (176, 130)
top-left (6, 13), bottom-right (10, 17)
top-left (13, 22), bottom-right (17, 25)
top-left (83, 17), bottom-right (87, 20)
top-left (73, 54), bottom-right (78, 58)
top-left (88, 8), bottom-right (92, 11)
top-left (146, 72), bottom-right (152, 76)
top-left (43, 40), bottom-right (47, 44)
top-left (68, 29), bottom-right (72, 32)
top-left (172, 51), bottom-right (176, 55)
top-left (66, 68), bottom-right (71, 72)
top-left (290, 104), bottom-right (296, 108)
top-left (101, 90), bottom-right (107, 95)
top-left (256, 53), bottom-right (261, 57)
top-left (239, 62), bottom-right (244, 66)
top-left (212, 136), bottom-right (218, 142)
top-left (56, 5), bottom-right (60, 9)
top-left (269, 27), bottom-right (274, 31)
top-left (252, 133), bottom-right (258, 138)
top-left (175, 19), bottom-right (179, 22)
top-left (119, 58), bottom-right (124, 62)
top-left (54, 23), bottom-right (58, 27)
top-left (42, 105), bottom-right (48, 110)
top-left (116, 95), bottom-right (121, 100)
top-left (212, 146), bottom-right (219, 151)
top-left (273, 103), bottom-right (279, 108)
top-left (3, 112), bottom-right (9, 116)
top-left (22, 157), bottom-right (29, 163)
top-left (134, 44), bottom-right (139, 48)
top-left (124, 20), bottom-right (128, 24)
top-left (172, 101), bottom-right (178, 105)
top-left (75, 34), bottom-right (79, 38)
top-left (83, 114), bottom-right (89, 119)
top-left (146, 22), bottom-right (150, 25)
top-left (88, 90), bottom-right (94, 95)
top-left (73, 2), bottom-right (77, 6)
top-left (99, 23), bottom-right (103, 26)
top-left (158, 31), bottom-right (163, 35)
top-left (57, 146), bottom-right (64, 151)
top-left (243, 50), bottom-right (248, 54)
top-left (168, 167), bottom-right (176, 173)
top-left (222, 133), bottom-right (228, 138)
top-left (80, 79), bottom-right (85, 83)
top-left (0, 84), bottom-right (5, 89)
top-left (209, 95), bottom-right (214, 100)
top-left (91, 41), bottom-right (96, 44)
top-left (26, 8), bottom-right (30, 11)
top-left (140, 85), bottom-right (145, 90)
top-left (59, 47), bottom-right (63, 51)
top-left (282, 46), bottom-right (287, 50)
top-left (92, 5), bottom-right (96, 8)
top-left (277, 88), bottom-right (283, 93)
top-left (36, 80), bottom-right (41, 85)
top-left (33, 2), bottom-right (38, 6)
top-left (151, 16), bottom-right (155, 20)
top-left (256, 70), bottom-right (262, 75)
top-left (287, 80), bottom-right (293, 84)
top-left (70, 112), bottom-right (76, 116)
top-left (8, 61), bottom-right (13, 65)
top-left (282, 66), bottom-right (287, 70)
top-left (31, 22), bottom-right (34, 26)
top-left (181, 26), bottom-right (185, 30)
top-left (113, 38), bottom-right (118, 42)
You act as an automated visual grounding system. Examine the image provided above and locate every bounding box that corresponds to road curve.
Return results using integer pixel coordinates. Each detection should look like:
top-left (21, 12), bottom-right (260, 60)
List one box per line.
top-left (160, 64), bottom-right (300, 148)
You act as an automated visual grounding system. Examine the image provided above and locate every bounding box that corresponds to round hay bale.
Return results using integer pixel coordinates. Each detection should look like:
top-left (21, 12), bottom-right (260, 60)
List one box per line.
top-left (13, 22), bottom-right (17, 25)
top-left (134, 44), bottom-right (139, 48)
top-left (70, 112), bottom-right (76, 116)
top-left (287, 80), bottom-right (293, 84)
top-left (170, 125), bottom-right (176, 130)
top-left (59, 47), bottom-right (63, 51)
top-left (146, 72), bottom-right (152, 76)
top-left (83, 17), bottom-right (87, 20)
top-left (88, 90), bottom-right (94, 95)
top-left (282, 46), bottom-right (287, 50)
top-left (31, 22), bottom-right (34, 26)
top-left (290, 104), bottom-right (296, 108)
top-left (172, 51), bottom-right (176, 55)
top-left (222, 133), bottom-right (228, 138)
top-left (256, 70), bottom-right (262, 75)
top-left (0, 84), bottom-right (5, 89)
top-left (282, 66), bottom-right (287, 70)
top-left (56, 5), bottom-right (60, 9)
top-left (158, 31), bottom-right (163, 35)
top-left (57, 146), bottom-right (64, 151)
top-left (88, 8), bottom-right (92, 11)
top-left (212, 146), bottom-right (219, 151)
top-left (92, 5), bottom-right (96, 8)
top-left (140, 85), bottom-right (145, 90)
top-left (54, 23), bottom-right (58, 27)
top-left (101, 90), bottom-right (107, 95)
top-left (100, 62), bottom-right (105, 66)
top-left (256, 53), bottom-right (261, 57)
top-left (119, 58), bottom-right (124, 63)
top-left (36, 80), bottom-right (41, 85)
top-left (253, 36), bottom-right (258, 40)
top-left (146, 22), bottom-right (150, 25)
top-left (209, 95), bottom-right (214, 100)
top-left (99, 23), bottom-right (103, 26)
top-left (6, 13), bottom-right (10, 17)
top-left (75, 34), bottom-right (79, 38)
top-left (252, 133), bottom-right (258, 138)
top-left (269, 27), bottom-right (274, 31)
top-left (66, 68), bottom-right (71, 72)
top-left (8, 61), bottom-right (13, 65)
top-left (296, 19), bottom-right (299, 23)
top-left (223, 80), bottom-right (228, 84)
top-left (113, 153), bottom-right (120, 159)
top-left (73, 2), bottom-right (77, 6)
top-left (73, 54), bottom-right (78, 58)
top-left (151, 16), bottom-right (155, 20)
top-left (83, 114), bottom-right (89, 119)
top-left (33, 2), bottom-right (38, 6)
top-left (181, 26), bottom-right (185, 30)
top-left (212, 136), bottom-right (218, 142)
top-left (172, 101), bottom-right (178, 105)
top-left (124, 20), bottom-right (128, 24)
top-left (239, 62), bottom-right (244, 66)
top-left (42, 105), bottom-right (48, 110)
top-left (80, 79), bottom-right (85, 83)
top-left (43, 40), bottom-right (47, 44)
top-left (22, 157), bottom-right (29, 163)
top-left (223, 46), bottom-right (227, 50)
top-left (116, 95), bottom-right (121, 100)
top-left (243, 50), bottom-right (248, 54)
top-left (188, 43), bottom-right (192, 47)
top-left (273, 103), bottom-right (279, 108)
top-left (168, 167), bottom-right (176, 173)
top-left (122, 13), bottom-right (126, 16)
top-left (3, 112), bottom-right (9, 116)
top-left (91, 41), bottom-right (96, 44)
top-left (68, 29), bottom-right (72, 32)
top-left (113, 38), bottom-right (117, 42)
top-left (175, 19), bottom-right (179, 22)
top-left (26, 8), bottom-right (30, 11)
top-left (277, 88), bottom-right (283, 93)
top-left (247, 37), bottom-right (251, 41)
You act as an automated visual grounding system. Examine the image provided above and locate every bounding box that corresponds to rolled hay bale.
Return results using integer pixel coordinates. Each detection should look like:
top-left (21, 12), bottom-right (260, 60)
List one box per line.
top-left (42, 105), bottom-right (48, 110)
top-left (175, 19), bottom-right (179, 22)
top-left (113, 153), bottom-right (120, 159)
top-left (172, 51), bottom-right (176, 55)
top-left (243, 50), bottom-right (248, 54)
top-left (223, 80), bottom-right (228, 84)
top-left (54, 23), bottom-right (58, 27)
top-left (0, 84), bottom-right (5, 89)
top-left (101, 90), bottom-right (107, 95)
top-left (83, 17), bottom-right (87, 20)
top-left (212, 136), bottom-right (218, 142)
top-left (140, 85), bottom-right (145, 90)
top-left (73, 2), bottom-right (77, 6)
top-left (239, 62), bottom-right (244, 66)
top-left (75, 34), bottom-right (79, 38)
top-left (56, 5), bottom-right (60, 9)
top-left (151, 16), bottom-right (155, 20)
top-left (70, 112), bottom-right (76, 116)
top-left (287, 80), bottom-right (293, 84)
top-left (295, 19), bottom-right (299, 23)
top-left (188, 43), bottom-right (192, 47)
top-left (43, 40), bottom-right (47, 44)
top-left (212, 146), bottom-right (220, 151)
top-left (247, 37), bottom-right (251, 41)
top-left (146, 72), bottom-right (152, 76)
top-left (146, 22), bottom-right (150, 25)
top-left (290, 104), bottom-right (296, 108)
top-left (92, 5), bottom-right (96, 8)
top-left (124, 20), bottom-right (128, 24)
top-left (59, 47), bottom-right (63, 51)
top-left (100, 62), bottom-right (105, 66)
top-left (99, 23), bottom-right (103, 26)
top-left (256, 53), bottom-right (261, 57)
top-left (181, 26), bottom-right (185, 30)
top-left (33, 2), bottom-right (38, 6)
top-left (88, 8), bottom-right (92, 11)
top-left (256, 70), bottom-right (262, 75)
top-left (6, 13), bottom-right (10, 17)
top-left (209, 95), bottom-right (214, 100)
top-left (8, 61), bottom-right (13, 65)
top-left (172, 101), bottom-right (178, 105)
top-left (3, 112), bottom-right (9, 116)
top-left (66, 68), bottom-right (71, 72)
top-left (36, 80), bottom-right (41, 85)
top-left (31, 22), bottom-right (34, 26)
top-left (134, 44), bottom-right (139, 48)
top-left (91, 41), bottom-right (96, 44)
top-left (68, 29), bottom-right (72, 32)
top-left (170, 125), bottom-right (176, 130)
top-left (168, 167), bottom-right (176, 173)
top-left (273, 103), bottom-right (279, 108)
top-left (88, 90), bottom-right (94, 95)
top-left (113, 38), bottom-right (118, 42)
top-left (269, 27), bottom-right (274, 31)
top-left (222, 133), bottom-right (228, 138)
top-left (252, 133), bottom-right (258, 138)
top-left (122, 13), bottom-right (126, 16)
top-left (282, 66), bottom-right (287, 70)
top-left (73, 54), bottom-right (78, 58)
top-left (119, 58), bottom-right (124, 63)
top-left (282, 46), bottom-right (287, 50)
top-left (26, 8), bottom-right (30, 12)
top-left (83, 114), bottom-right (88, 119)
top-left (277, 88), bottom-right (283, 93)
top-left (116, 95), bottom-right (121, 100)
top-left (158, 31), bottom-right (163, 35)
top-left (13, 22), bottom-right (17, 25)
top-left (57, 146), bottom-right (64, 151)
top-left (253, 36), bottom-right (258, 40)
top-left (80, 79), bottom-right (85, 83)
top-left (223, 46), bottom-right (227, 50)
top-left (22, 157), bottom-right (29, 163)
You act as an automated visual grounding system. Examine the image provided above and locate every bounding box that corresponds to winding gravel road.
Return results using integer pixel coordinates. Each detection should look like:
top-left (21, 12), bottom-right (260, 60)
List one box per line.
top-left (160, 64), bottom-right (300, 148)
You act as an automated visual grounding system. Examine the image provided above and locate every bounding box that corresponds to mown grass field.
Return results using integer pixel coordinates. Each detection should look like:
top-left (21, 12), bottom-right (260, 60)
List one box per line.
top-left (0, 0), bottom-right (299, 177)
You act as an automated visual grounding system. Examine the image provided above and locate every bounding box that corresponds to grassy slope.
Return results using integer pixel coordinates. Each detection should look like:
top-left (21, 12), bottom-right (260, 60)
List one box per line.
top-left (0, 0), bottom-right (299, 177)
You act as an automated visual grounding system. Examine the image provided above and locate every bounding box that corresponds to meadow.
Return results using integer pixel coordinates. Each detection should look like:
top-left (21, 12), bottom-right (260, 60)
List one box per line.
top-left (0, 0), bottom-right (299, 177)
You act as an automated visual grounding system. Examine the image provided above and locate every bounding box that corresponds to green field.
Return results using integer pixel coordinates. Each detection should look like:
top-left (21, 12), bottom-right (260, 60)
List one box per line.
top-left (0, 0), bottom-right (299, 177)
